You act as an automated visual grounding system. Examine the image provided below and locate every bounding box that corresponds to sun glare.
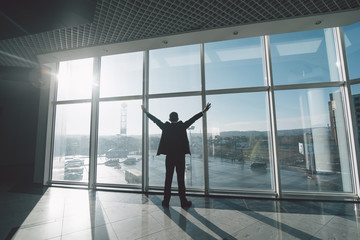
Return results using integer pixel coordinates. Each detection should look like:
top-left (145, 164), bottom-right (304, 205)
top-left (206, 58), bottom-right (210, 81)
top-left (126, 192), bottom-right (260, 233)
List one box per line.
top-left (57, 58), bottom-right (94, 100)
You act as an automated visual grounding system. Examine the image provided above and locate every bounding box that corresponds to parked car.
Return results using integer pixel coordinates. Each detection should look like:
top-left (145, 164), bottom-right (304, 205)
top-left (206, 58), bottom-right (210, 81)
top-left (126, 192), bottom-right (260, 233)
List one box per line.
top-left (106, 149), bottom-right (128, 158)
top-left (64, 158), bottom-right (84, 180)
top-left (123, 157), bottom-right (136, 165)
top-left (105, 159), bottom-right (119, 166)
top-left (250, 162), bottom-right (267, 171)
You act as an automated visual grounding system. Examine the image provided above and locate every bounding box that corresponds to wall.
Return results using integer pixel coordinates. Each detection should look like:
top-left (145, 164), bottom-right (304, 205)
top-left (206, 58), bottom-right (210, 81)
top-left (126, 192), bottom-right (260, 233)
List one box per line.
top-left (0, 67), bottom-right (40, 183)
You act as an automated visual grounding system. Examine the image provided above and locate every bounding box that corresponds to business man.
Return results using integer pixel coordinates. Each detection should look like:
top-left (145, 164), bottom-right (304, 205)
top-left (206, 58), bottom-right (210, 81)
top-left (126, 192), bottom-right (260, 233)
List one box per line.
top-left (141, 103), bottom-right (211, 208)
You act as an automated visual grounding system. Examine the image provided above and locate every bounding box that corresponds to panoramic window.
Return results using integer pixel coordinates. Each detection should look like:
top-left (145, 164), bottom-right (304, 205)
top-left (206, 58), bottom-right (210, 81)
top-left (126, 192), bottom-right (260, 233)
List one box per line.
top-left (205, 37), bottom-right (266, 89)
top-left (148, 96), bottom-right (203, 189)
top-left (206, 92), bottom-right (273, 190)
top-left (149, 45), bottom-right (201, 94)
top-left (270, 28), bottom-right (340, 85)
top-left (275, 87), bottom-right (352, 192)
top-left (97, 100), bottom-right (142, 185)
top-left (100, 52), bottom-right (143, 97)
top-left (47, 24), bottom-right (360, 198)
top-left (343, 22), bottom-right (360, 80)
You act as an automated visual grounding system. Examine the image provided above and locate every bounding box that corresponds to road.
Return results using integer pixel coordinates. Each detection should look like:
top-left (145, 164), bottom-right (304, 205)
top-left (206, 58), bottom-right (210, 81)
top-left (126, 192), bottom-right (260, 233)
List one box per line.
top-left (52, 154), bottom-right (344, 192)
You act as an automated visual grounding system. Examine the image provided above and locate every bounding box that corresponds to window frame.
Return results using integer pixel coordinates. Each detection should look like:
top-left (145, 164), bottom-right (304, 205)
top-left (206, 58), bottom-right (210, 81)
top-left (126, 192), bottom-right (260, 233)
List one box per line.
top-left (44, 25), bottom-right (360, 200)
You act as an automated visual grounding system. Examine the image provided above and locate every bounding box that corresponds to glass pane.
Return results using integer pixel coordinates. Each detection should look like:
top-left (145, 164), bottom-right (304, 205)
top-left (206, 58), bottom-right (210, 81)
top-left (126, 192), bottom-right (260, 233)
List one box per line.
top-left (275, 87), bottom-right (352, 192)
top-left (343, 22), bottom-right (360, 80)
top-left (52, 103), bottom-right (91, 182)
top-left (148, 96), bottom-right (203, 189)
top-left (100, 52), bottom-right (143, 97)
top-left (149, 45), bottom-right (201, 94)
top-left (57, 58), bottom-right (93, 101)
top-left (351, 84), bottom-right (360, 156)
top-left (270, 29), bottom-right (340, 85)
top-left (97, 100), bottom-right (143, 185)
top-left (205, 37), bottom-right (266, 89)
top-left (206, 93), bottom-right (273, 190)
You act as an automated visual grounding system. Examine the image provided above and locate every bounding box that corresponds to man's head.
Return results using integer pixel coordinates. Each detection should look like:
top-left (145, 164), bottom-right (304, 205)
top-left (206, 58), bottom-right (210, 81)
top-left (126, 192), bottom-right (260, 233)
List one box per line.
top-left (169, 112), bottom-right (179, 122)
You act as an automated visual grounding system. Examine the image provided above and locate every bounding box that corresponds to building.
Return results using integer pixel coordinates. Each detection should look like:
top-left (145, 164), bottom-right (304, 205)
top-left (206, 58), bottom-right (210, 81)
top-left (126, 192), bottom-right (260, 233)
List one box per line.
top-left (352, 93), bottom-right (360, 143)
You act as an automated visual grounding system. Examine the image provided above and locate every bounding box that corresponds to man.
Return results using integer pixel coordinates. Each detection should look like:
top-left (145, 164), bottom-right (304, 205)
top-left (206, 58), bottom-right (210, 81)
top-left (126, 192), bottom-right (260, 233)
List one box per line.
top-left (141, 103), bottom-right (211, 208)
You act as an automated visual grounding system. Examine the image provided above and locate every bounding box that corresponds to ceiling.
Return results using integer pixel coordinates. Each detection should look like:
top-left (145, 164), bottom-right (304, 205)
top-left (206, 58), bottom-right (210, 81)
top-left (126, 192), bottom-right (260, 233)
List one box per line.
top-left (0, 0), bottom-right (360, 68)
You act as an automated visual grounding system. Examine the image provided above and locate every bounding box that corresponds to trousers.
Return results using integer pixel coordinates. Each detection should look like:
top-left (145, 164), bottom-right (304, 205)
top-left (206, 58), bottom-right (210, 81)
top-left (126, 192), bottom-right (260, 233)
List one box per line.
top-left (163, 154), bottom-right (186, 203)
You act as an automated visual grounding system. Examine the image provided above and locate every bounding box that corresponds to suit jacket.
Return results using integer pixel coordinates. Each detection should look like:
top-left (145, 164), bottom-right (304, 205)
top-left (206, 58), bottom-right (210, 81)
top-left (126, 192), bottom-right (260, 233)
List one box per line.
top-left (145, 111), bottom-right (203, 156)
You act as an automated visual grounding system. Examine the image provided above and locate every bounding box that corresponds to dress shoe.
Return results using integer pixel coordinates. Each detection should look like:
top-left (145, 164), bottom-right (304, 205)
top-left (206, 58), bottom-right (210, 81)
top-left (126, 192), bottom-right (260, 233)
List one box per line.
top-left (162, 200), bottom-right (169, 208)
top-left (181, 200), bottom-right (192, 208)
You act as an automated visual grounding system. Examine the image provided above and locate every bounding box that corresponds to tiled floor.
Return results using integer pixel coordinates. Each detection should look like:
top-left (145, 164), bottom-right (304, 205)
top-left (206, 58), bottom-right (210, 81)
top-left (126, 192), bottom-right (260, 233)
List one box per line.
top-left (1, 185), bottom-right (360, 240)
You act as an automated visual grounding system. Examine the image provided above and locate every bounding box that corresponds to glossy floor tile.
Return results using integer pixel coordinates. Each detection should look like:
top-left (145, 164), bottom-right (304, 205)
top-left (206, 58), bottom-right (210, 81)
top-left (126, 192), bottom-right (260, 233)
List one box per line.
top-left (1, 186), bottom-right (360, 240)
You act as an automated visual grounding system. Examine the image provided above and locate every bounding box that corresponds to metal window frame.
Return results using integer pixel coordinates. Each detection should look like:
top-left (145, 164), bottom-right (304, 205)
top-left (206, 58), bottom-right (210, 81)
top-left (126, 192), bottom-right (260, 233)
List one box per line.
top-left (336, 26), bottom-right (360, 198)
top-left (89, 57), bottom-right (101, 189)
top-left (142, 50), bottom-right (150, 192)
top-left (44, 26), bottom-right (360, 201)
top-left (48, 59), bottom-right (95, 187)
top-left (264, 35), bottom-right (281, 197)
top-left (200, 43), bottom-right (210, 195)
top-left (43, 62), bottom-right (58, 185)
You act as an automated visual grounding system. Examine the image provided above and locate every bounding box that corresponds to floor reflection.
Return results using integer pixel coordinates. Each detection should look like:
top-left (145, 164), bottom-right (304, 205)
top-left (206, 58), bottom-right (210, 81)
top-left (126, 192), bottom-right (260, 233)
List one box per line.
top-left (1, 187), bottom-right (360, 239)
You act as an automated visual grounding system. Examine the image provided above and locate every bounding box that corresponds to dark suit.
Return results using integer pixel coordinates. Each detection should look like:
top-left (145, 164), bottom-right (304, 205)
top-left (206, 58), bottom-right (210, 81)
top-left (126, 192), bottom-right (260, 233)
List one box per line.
top-left (145, 111), bottom-right (203, 203)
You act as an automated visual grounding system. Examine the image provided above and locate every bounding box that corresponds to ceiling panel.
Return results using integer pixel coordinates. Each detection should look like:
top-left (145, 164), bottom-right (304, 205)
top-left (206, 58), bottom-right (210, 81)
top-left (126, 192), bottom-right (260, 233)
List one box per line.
top-left (0, 0), bottom-right (359, 68)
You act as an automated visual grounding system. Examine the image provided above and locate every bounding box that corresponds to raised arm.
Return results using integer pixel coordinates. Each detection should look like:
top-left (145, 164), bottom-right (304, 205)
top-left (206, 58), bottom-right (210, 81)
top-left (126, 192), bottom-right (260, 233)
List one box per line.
top-left (184, 102), bottom-right (211, 129)
top-left (141, 105), bottom-right (165, 130)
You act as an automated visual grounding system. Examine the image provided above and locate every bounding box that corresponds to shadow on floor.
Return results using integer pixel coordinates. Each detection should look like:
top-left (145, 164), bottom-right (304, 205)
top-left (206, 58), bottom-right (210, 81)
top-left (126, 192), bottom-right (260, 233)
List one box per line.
top-left (0, 164), bottom-right (47, 240)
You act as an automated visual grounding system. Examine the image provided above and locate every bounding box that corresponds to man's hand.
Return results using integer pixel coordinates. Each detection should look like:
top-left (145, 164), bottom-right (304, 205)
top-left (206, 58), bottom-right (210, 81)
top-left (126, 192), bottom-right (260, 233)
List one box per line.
top-left (202, 102), bottom-right (211, 114)
top-left (141, 105), bottom-right (147, 113)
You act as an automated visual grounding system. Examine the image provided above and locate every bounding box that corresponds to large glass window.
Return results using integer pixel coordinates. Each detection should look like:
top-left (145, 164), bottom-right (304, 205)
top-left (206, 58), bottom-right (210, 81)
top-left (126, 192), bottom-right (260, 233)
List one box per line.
top-left (270, 29), bottom-right (340, 85)
top-left (52, 103), bottom-right (91, 182)
top-left (205, 37), bottom-right (266, 89)
top-left (275, 87), bottom-right (352, 192)
top-left (48, 24), bottom-right (360, 198)
top-left (206, 92), bottom-right (273, 190)
top-left (149, 45), bottom-right (201, 94)
top-left (100, 52), bottom-right (143, 97)
top-left (52, 58), bottom-right (94, 182)
top-left (351, 84), bottom-right (360, 152)
top-left (343, 22), bottom-right (360, 80)
top-left (97, 100), bottom-right (142, 185)
top-left (57, 58), bottom-right (94, 101)
top-left (148, 96), bottom-right (203, 189)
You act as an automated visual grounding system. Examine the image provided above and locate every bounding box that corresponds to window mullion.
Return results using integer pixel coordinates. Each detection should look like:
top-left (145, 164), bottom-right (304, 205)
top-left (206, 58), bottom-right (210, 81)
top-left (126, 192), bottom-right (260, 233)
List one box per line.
top-left (45, 62), bottom-right (59, 185)
top-left (142, 50), bottom-right (149, 192)
top-left (335, 26), bottom-right (360, 197)
top-left (200, 43), bottom-right (209, 195)
top-left (89, 57), bottom-right (101, 189)
top-left (264, 35), bottom-right (281, 197)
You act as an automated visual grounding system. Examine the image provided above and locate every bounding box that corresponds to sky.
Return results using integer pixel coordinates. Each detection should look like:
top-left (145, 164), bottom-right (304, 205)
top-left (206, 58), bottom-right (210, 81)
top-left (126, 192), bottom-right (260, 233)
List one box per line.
top-left (54, 22), bottom-right (360, 137)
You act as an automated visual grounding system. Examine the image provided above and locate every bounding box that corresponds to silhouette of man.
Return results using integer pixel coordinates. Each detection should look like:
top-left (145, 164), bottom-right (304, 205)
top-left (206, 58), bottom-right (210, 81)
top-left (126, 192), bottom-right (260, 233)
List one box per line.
top-left (141, 103), bottom-right (211, 208)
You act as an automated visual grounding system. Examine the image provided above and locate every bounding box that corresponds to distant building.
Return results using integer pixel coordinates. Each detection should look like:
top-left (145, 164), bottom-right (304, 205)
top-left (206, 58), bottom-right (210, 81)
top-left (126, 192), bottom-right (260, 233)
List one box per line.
top-left (352, 94), bottom-right (360, 144)
top-left (328, 93), bottom-right (338, 145)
